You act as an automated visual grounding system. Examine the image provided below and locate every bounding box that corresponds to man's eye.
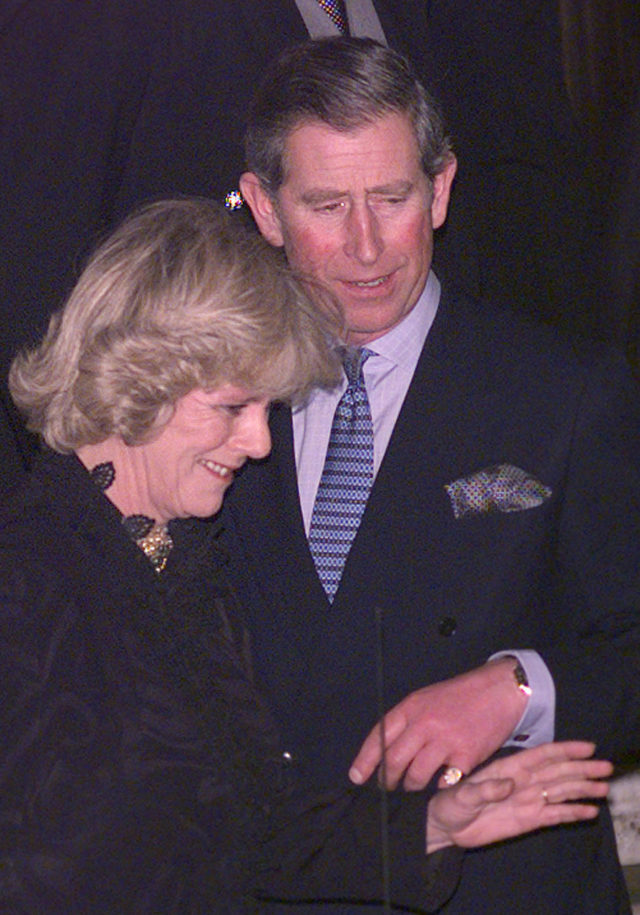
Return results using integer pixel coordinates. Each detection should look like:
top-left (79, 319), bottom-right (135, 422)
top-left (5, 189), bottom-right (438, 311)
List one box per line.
top-left (315, 201), bottom-right (344, 213)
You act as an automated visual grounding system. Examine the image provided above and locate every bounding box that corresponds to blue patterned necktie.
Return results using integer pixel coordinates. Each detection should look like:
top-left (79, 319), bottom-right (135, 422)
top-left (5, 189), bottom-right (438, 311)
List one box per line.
top-left (308, 347), bottom-right (374, 602)
top-left (315, 0), bottom-right (348, 34)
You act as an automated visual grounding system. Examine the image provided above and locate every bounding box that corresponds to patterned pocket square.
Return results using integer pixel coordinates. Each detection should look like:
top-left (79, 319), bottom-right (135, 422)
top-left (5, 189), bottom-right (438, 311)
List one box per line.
top-left (445, 464), bottom-right (552, 519)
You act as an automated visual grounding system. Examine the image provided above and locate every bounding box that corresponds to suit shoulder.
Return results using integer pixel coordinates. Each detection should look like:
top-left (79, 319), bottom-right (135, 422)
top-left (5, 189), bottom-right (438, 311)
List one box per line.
top-left (438, 282), bottom-right (628, 385)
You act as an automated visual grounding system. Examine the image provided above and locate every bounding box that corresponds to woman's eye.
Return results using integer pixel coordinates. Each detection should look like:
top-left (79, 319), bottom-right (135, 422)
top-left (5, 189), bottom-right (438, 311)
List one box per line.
top-left (218, 403), bottom-right (246, 417)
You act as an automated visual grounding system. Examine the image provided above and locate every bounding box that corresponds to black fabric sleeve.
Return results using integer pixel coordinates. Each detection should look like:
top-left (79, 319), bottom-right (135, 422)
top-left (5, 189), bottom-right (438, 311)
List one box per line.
top-left (255, 785), bottom-right (463, 912)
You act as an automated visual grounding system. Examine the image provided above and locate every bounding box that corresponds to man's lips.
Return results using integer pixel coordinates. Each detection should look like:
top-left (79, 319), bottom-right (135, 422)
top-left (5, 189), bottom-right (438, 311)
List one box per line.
top-left (338, 271), bottom-right (396, 291)
top-left (346, 275), bottom-right (389, 288)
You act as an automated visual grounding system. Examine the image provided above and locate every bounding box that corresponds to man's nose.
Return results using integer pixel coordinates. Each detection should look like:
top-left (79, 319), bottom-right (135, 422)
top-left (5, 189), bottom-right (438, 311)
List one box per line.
top-left (344, 203), bottom-right (383, 264)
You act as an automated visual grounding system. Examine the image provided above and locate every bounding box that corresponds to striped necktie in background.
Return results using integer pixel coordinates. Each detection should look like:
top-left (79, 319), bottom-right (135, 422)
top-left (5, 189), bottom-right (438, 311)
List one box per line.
top-left (315, 0), bottom-right (348, 34)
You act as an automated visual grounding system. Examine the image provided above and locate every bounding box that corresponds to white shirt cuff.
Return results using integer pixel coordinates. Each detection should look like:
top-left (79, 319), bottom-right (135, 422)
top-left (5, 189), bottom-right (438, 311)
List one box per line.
top-left (489, 649), bottom-right (555, 746)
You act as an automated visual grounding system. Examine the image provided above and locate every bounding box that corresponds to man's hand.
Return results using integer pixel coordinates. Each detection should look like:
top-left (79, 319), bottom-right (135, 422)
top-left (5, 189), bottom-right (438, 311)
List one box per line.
top-left (349, 658), bottom-right (527, 790)
top-left (425, 741), bottom-right (612, 853)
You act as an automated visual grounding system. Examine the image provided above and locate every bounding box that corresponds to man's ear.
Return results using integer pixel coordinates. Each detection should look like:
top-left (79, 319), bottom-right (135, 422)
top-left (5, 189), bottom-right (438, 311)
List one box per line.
top-left (239, 172), bottom-right (284, 247)
top-left (430, 155), bottom-right (458, 230)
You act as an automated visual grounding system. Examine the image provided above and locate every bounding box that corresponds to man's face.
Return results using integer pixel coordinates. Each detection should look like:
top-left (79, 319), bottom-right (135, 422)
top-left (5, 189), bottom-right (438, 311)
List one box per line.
top-left (241, 112), bottom-right (456, 345)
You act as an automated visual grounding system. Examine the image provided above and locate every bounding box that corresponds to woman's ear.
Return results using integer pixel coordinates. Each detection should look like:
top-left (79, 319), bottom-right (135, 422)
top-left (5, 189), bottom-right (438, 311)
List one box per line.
top-left (239, 173), bottom-right (285, 247)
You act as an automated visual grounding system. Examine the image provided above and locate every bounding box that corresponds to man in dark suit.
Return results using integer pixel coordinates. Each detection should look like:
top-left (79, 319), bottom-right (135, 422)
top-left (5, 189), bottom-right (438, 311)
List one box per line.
top-left (221, 37), bottom-right (640, 912)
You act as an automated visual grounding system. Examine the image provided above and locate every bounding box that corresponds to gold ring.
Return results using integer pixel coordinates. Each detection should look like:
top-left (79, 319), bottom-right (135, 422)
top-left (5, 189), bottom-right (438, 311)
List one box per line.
top-left (443, 766), bottom-right (464, 786)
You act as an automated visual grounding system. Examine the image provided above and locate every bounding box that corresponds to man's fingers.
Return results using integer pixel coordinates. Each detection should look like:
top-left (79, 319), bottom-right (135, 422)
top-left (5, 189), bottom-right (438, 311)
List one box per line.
top-left (397, 744), bottom-right (457, 791)
top-left (349, 711), bottom-right (408, 784)
top-left (352, 663), bottom-right (528, 790)
top-left (381, 725), bottom-right (446, 790)
top-left (351, 717), bottom-right (452, 790)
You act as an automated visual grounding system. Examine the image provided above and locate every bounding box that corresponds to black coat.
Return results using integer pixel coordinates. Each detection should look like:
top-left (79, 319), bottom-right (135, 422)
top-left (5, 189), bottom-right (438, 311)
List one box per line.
top-left (0, 449), bottom-right (462, 913)
top-left (0, 449), bottom-right (278, 912)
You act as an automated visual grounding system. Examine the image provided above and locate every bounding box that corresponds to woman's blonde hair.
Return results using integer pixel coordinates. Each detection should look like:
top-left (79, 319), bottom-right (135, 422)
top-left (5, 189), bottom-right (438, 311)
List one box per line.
top-left (10, 198), bottom-right (340, 451)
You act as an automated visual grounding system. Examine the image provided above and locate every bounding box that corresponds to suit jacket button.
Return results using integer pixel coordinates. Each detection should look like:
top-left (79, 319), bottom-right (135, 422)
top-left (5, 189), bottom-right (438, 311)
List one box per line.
top-left (438, 617), bottom-right (457, 637)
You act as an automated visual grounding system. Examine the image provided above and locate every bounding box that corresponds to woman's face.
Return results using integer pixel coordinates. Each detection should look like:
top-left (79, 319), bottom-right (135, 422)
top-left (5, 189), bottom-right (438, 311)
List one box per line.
top-left (136, 386), bottom-right (271, 523)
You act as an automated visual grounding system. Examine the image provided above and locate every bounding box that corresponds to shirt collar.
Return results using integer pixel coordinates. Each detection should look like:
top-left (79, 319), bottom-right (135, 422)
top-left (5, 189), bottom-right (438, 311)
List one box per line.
top-left (366, 270), bottom-right (441, 368)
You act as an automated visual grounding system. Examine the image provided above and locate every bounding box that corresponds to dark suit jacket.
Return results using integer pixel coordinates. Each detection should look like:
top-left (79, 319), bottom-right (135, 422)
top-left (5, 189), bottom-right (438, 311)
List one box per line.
top-left (221, 283), bottom-right (639, 913)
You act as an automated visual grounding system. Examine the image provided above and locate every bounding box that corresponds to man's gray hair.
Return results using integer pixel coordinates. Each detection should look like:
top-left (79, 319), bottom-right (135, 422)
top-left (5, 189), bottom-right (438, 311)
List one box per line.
top-left (245, 37), bottom-right (453, 195)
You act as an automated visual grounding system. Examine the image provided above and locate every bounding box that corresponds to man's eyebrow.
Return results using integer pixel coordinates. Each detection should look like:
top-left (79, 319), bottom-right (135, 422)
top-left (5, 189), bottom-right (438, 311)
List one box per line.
top-left (369, 180), bottom-right (414, 196)
top-left (299, 181), bottom-right (415, 205)
top-left (300, 188), bottom-right (347, 205)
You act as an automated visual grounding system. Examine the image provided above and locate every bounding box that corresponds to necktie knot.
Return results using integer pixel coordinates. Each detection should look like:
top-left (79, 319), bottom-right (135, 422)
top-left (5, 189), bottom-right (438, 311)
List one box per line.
top-left (342, 347), bottom-right (373, 387)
